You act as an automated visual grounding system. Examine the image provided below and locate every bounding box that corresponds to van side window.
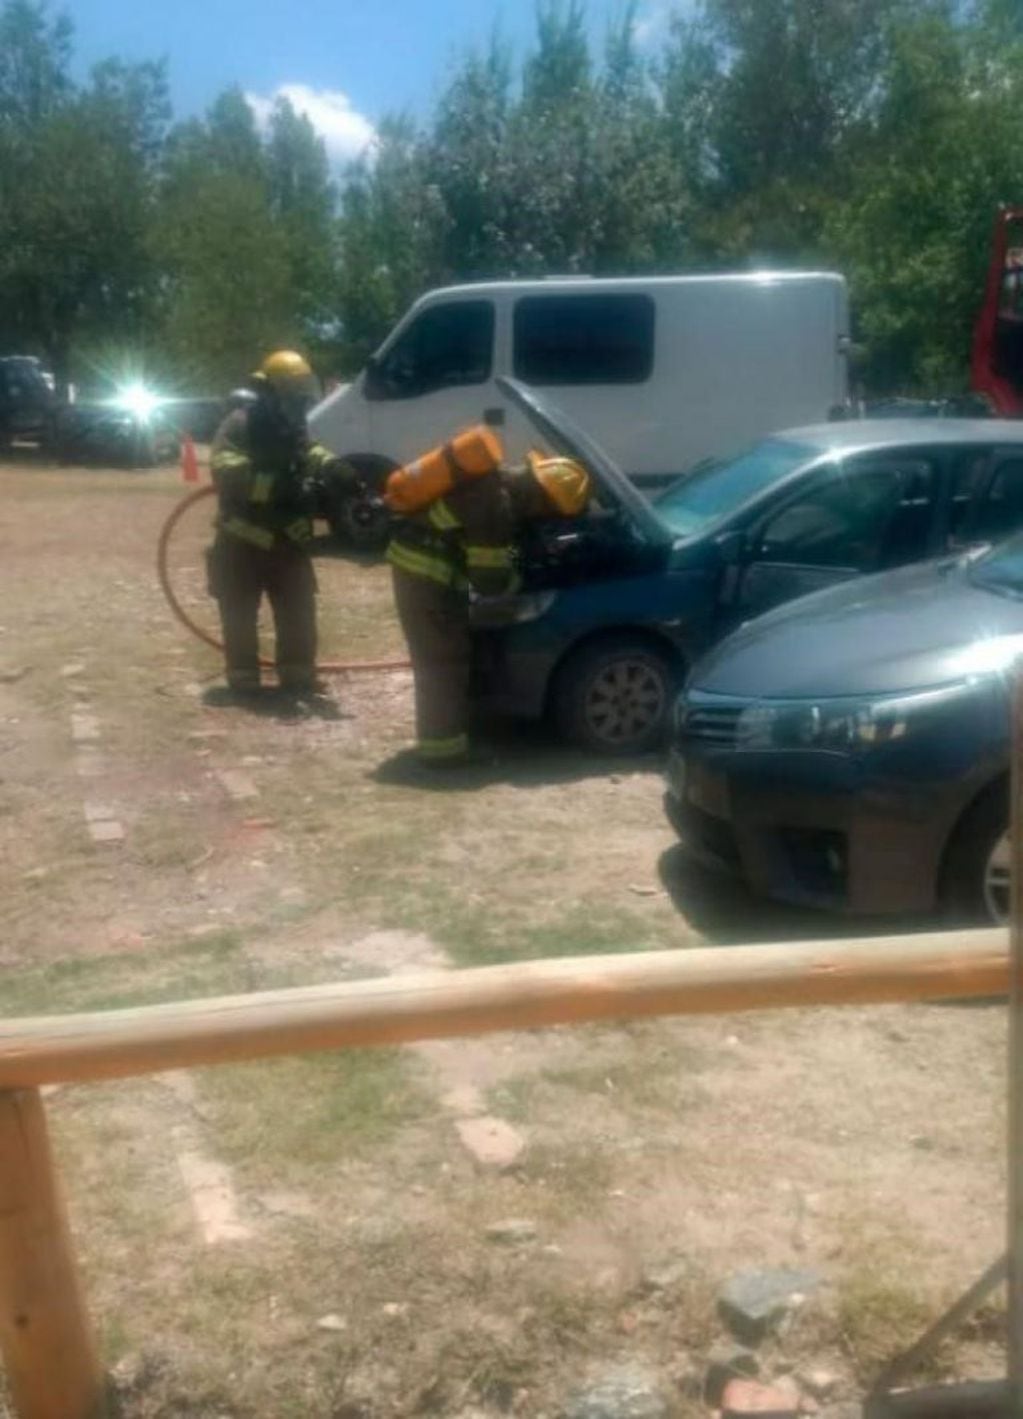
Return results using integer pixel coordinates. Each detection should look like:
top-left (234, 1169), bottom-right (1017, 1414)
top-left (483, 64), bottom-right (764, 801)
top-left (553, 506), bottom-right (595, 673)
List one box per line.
top-left (513, 294), bottom-right (655, 385)
top-left (367, 301), bottom-right (495, 400)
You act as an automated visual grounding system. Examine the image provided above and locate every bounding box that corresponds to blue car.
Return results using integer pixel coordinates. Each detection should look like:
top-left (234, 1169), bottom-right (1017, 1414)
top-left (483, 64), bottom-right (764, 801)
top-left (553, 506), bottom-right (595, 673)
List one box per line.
top-left (473, 378), bottom-right (1023, 753)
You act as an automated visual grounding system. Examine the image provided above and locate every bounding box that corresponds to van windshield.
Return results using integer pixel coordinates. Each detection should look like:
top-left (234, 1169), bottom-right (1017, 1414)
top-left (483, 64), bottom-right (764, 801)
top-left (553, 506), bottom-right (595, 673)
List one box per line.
top-left (656, 438), bottom-right (816, 538)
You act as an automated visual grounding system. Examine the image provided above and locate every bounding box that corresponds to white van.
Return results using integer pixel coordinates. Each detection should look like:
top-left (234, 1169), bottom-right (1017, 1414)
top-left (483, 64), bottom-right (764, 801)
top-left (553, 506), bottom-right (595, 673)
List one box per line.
top-left (310, 272), bottom-right (849, 490)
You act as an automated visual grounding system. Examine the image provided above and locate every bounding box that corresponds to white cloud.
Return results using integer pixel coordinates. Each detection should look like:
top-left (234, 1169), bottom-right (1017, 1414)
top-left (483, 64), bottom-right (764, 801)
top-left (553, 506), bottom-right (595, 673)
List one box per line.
top-left (246, 83), bottom-right (376, 165)
top-left (634, 0), bottom-right (694, 48)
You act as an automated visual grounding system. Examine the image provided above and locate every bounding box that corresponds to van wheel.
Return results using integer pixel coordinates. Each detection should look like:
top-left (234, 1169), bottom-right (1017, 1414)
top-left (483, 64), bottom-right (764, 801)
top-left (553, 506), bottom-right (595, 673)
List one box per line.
top-left (332, 456), bottom-right (396, 551)
top-left (940, 781), bottom-right (1010, 925)
top-left (553, 636), bottom-right (678, 755)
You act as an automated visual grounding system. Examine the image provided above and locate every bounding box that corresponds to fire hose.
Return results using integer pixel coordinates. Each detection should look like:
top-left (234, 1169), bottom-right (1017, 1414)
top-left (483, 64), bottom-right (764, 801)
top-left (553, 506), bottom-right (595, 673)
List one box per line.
top-left (157, 485), bottom-right (411, 675)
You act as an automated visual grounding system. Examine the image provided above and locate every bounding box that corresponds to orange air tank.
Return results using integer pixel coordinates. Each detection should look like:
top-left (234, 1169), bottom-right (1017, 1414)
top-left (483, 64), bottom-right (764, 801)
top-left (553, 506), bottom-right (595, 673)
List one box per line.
top-left (384, 425), bottom-right (503, 514)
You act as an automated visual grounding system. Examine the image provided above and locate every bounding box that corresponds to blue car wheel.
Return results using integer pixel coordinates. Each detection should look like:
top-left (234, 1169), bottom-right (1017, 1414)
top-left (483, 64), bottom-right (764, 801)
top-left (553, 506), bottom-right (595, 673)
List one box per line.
top-left (553, 635), bottom-right (678, 755)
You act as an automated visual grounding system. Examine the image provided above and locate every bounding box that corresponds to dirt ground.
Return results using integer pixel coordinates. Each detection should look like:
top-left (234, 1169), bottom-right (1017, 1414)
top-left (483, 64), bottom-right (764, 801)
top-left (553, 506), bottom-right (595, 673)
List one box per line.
top-left (0, 452), bottom-right (1008, 1418)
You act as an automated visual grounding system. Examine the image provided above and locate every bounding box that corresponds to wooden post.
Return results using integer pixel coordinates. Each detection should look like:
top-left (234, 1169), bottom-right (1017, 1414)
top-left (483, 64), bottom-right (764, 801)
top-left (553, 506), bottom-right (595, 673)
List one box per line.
top-left (0, 929), bottom-right (1007, 1090)
top-left (1011, 668), bottom-right (1023, 1417)
top-left (0, 1089), bottom-right (105, 1419)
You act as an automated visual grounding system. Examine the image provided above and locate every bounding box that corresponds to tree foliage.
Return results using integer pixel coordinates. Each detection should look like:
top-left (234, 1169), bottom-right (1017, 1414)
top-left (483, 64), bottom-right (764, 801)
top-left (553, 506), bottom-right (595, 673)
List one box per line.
top-left (0, 0), bottom-right (1021, 395)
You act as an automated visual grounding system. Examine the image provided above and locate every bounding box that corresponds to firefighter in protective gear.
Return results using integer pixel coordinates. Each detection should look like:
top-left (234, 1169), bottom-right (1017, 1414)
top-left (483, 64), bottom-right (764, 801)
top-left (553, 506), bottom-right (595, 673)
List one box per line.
top-left (385, 429), bottom-right (591, 764)
top-left (208, 350), bottom-right (359, 704)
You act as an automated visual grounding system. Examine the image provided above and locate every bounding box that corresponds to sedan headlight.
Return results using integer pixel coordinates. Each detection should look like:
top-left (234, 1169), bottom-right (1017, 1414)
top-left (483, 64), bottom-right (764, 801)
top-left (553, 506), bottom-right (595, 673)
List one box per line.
top-left (735, 683), bottom-right (971, 753)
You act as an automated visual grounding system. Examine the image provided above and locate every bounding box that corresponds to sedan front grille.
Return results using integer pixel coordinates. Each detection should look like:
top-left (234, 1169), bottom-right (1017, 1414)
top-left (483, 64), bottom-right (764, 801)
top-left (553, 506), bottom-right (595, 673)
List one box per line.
top-left (680, 703), bottom-right (743, 748)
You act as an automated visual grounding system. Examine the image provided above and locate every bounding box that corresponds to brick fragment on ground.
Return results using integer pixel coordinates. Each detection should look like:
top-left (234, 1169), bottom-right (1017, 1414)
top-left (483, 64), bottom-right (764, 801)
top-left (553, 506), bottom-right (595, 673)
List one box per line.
top-left (455, 1116), bottom-right (525, 1171)
top-left (215, 768), bottom-right (259, 802)
top-left (71, 713), bottom-right (100, 744)
top-left (83, 802), bottom-right (116, 824)
top-left (721, 1377), bottom-right (800, 1417)
top-left (705, 1344), bottom-right (760, 1405)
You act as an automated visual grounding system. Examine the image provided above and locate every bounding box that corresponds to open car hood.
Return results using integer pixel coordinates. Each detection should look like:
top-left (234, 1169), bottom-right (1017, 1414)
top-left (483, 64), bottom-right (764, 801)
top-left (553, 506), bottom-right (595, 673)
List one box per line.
top-left (497, 377), bottom-right (673, 548)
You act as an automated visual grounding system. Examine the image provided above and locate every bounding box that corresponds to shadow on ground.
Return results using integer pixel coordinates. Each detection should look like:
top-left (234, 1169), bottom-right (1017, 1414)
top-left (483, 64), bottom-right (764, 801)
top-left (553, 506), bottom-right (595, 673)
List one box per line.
top-left (371, 720), bottom-right (666, 792)
top-left (658, 842), bottom-right (924, 947)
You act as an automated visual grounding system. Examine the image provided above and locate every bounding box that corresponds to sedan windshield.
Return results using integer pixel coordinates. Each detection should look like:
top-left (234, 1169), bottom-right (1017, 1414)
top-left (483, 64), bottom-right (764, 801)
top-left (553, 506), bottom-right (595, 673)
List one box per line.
top-left (656, 438), bottom-right (816, 537)
top-left (969, 531), bottom-right (1023, 599)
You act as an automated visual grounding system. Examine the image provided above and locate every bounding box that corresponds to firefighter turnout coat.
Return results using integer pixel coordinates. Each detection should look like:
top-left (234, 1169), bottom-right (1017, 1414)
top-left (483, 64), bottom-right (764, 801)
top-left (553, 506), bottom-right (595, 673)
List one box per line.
top-left (208, 401), bottom-right (355, 692)
top-left (387, 473), bottom-right (518, 761)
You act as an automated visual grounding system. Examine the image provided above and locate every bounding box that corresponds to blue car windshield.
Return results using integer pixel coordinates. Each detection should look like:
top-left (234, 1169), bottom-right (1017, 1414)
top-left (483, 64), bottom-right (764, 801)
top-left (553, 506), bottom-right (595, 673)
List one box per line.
top-left (656, 438), bottom-right (815, 538)
top-left (969, 532), bottom-right (1023, 599)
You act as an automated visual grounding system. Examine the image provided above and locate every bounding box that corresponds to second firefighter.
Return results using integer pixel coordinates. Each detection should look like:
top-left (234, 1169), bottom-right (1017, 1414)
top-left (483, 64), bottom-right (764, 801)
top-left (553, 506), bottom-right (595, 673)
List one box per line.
top-left (385, 426), bottom-right (591, 765)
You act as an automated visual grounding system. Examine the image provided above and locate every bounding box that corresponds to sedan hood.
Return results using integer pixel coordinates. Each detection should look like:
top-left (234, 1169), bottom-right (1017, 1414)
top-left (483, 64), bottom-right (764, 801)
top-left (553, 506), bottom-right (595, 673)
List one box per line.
top-left (694, 557), bottom-right (1023, 699)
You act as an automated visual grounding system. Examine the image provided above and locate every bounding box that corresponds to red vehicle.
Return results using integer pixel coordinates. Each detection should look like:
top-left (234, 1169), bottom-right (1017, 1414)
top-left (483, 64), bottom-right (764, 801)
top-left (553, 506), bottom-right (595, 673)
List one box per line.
top-left (972, 206), bottom-right (1023, 416)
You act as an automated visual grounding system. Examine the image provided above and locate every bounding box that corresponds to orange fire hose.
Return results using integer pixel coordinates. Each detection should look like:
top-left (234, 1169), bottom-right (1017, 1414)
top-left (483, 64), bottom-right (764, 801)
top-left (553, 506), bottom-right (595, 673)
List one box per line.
top-left (157, 485), bottom-right (410, 675)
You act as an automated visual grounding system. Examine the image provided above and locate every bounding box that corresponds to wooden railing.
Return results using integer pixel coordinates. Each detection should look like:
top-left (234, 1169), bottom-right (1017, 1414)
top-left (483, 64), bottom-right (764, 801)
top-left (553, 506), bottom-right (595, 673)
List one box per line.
top-left (0, 928), bottom-right (1008, 1419)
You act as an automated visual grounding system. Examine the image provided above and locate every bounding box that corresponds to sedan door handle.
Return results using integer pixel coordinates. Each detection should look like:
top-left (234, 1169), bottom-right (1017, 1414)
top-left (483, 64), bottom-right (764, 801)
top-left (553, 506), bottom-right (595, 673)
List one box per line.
top-left (483, 406), bottom-right (505, 427)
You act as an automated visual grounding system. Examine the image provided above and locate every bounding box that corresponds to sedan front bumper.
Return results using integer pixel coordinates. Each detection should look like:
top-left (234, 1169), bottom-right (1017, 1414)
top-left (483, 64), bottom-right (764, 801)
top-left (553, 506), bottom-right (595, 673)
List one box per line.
top-left (664, 746), bottom-right (962, 915)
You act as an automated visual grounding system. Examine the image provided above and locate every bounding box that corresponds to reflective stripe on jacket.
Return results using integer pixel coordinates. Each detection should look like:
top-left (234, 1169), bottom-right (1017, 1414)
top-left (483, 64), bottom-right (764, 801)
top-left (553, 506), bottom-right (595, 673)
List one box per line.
top-left (210, 404), bottom-right (345, 551)
top-left (387, 485), bottom-right (517, 596)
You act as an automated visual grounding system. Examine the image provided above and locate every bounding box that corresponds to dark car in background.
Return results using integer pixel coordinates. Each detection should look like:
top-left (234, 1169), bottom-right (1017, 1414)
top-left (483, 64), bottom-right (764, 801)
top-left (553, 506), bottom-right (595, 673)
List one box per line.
top-left (0, 356), bottom-right (57, 449)
top-left (53, 396), bottom-right (180, 468)
top-left (665, 536), bottom-right (1023, 923)
top-left (473, 379), bottom-right (1023, 753)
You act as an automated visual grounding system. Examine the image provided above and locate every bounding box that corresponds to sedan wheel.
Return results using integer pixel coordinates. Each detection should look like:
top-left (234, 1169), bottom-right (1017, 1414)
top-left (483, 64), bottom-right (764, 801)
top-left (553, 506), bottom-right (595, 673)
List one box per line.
top-left (983, 831), bottom-right (1011, 925)
top-left (941, 782), bottom-right (1010, 925)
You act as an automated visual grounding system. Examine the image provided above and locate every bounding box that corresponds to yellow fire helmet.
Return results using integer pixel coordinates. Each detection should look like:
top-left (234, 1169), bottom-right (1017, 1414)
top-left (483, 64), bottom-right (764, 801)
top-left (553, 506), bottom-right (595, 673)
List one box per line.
top-left (253, 349), bottom-right (317, 399)
top-left (527, 452), bottom-right (591, 517)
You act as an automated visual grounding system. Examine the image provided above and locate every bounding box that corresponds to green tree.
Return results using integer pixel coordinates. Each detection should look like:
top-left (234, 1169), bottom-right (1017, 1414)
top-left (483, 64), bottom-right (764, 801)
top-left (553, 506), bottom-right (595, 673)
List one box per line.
top-left (156, 89), bottom-right (298, 388)
top-left (426, 33), bottom-right (514, 278)
top-left (336, 115), bottom-right (446, 367)
top-left (661, 0), bottom-right (913, 260)
top-left (266, 97), bottom-right (338, 339)
top-left (827, 7), bottom-right (1023, 392)
top-left (588, 4), bottom-right (690, 272)
top-left (503, 0), bottom-right (597, 272)
top-left (0, 0), bottom-right (168, 385)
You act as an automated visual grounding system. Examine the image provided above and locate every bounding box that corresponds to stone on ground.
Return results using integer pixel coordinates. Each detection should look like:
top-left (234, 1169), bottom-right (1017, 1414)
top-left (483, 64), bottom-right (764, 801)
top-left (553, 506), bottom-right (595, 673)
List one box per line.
top-left (484, 1218), bottom-right (539, 1245)
top-left (718, 1268), bottom-right (824, 1344)
top-left (562, 1366), bottom-right (672, 1419)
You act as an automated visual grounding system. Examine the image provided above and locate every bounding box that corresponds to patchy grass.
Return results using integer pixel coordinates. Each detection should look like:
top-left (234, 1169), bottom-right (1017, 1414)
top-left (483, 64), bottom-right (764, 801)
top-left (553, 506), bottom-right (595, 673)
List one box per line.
top-left (837, 1266), bottom-right (949, 1382)
top-left (490, 1038), bottom-right (710, 1123)
top-left (199, 1049), bottom-right (431, 1183)
top-left (0, 931), bottom-right (246, 1016)
top-left (517, 1137), bottom-right (617, 1208)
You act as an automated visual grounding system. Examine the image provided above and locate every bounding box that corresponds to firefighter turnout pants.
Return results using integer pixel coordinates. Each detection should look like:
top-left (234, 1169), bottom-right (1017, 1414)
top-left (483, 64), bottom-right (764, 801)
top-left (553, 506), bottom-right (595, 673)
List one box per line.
top-left (208, 534), bottom-right (318, 692)
top-left (392, 566), bottom-right (471, 761)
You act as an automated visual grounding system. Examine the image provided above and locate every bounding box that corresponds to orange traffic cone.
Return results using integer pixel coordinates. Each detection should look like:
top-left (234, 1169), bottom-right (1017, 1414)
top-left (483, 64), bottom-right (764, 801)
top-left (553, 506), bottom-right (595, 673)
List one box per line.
top-left (181, 434), bottom-right (200, 484)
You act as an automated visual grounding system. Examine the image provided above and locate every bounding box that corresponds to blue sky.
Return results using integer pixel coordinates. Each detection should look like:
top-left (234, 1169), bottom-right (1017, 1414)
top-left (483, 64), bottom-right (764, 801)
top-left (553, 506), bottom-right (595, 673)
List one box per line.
top-left (67, 0), bottom-right (680, 162)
